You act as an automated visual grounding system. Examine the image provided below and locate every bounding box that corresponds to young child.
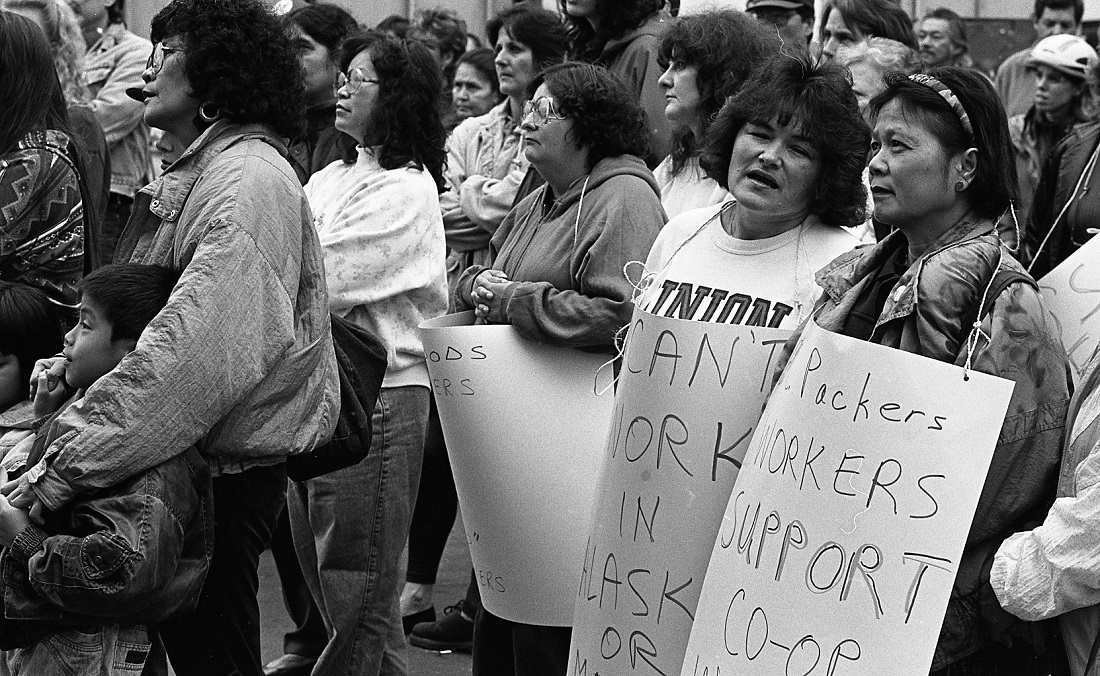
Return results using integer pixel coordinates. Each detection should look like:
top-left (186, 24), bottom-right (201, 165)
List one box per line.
top-left (0, 264), bottom-right (213, 675)
top-left (0, 282), bottom-right (64, 474)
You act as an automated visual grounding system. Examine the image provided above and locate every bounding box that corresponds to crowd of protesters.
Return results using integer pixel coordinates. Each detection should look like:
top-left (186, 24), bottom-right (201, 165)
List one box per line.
top-left (0, 0), bottom-right (1100, 675)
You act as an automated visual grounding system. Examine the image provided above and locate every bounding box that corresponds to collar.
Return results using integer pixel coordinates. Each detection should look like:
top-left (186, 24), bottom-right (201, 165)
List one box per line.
top-left (140, 120), bottom-right (288, 222)
top-left (818, 214), bottom-right (994, 324)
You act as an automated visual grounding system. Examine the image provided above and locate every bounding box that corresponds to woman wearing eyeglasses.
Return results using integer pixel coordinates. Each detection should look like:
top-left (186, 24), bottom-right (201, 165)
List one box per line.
top-left (289, 29), bottom-right (448, 676)
top-left (455, 62), bottom-right (664, 675)
top-left (12, 0), bottom-right (342, 673)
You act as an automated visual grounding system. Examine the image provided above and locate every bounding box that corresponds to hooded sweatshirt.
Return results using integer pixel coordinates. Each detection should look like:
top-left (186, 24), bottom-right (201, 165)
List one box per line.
top-left (456, 154), bottom-right (666, 347)
top-left (597, 12), bottom-right (672, 166)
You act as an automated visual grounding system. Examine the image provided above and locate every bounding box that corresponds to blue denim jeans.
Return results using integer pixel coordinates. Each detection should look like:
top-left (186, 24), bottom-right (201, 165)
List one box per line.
top-left (289, 385), bottom-right (428, 676)
top-left (0, 624), bottom-right (150, 675)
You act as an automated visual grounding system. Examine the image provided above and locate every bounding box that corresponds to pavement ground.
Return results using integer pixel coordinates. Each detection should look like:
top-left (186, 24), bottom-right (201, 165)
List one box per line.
top-left (258, 514), bottom-right (475, 676)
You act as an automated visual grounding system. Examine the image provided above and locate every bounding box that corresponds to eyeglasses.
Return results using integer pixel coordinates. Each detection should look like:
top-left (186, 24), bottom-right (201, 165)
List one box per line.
top-left (522, 96), bottom-right (567, 125)
top-left (335, 69), bottom-right (382, 96)
top-left (147, 43), bottom-right (184, 75)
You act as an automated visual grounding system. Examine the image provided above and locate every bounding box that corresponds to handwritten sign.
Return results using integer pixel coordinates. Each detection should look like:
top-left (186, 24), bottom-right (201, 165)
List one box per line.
top-left (681, 320), bottom-right (1014, 676)
top-left (419, 312), bottom-right (614, 626)
top-left (568, 309), bottom-right (789, 676)
top-left (1038, 236), bottom-right (1100, 380)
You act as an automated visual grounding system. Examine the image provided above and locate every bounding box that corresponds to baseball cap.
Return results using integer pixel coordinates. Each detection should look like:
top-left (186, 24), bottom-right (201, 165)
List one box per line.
top-left (745, 0), bottom-right (813, 11)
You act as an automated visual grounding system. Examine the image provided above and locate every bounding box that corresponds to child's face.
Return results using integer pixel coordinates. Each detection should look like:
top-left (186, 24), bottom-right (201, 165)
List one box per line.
top-left (0, 353), bottom-right (22, 411)
top-left (63, 298), bottom-right (135, 390)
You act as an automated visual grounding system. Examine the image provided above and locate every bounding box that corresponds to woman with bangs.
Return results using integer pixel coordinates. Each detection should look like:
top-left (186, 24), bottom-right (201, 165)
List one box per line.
top-left (653, 9), bottom-right (778, 218)
top-left (291, 29), bottom-right (448, 676)
top-left (640, 54), bottom-right (865, 329)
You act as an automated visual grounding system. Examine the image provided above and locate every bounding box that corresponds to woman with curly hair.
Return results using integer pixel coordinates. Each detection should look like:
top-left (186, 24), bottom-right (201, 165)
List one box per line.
top-left (0, 11), bottom-right (86, 312)
top-left (2, 0), bottom-right (111, 262)
top-left (10, 0), bottom-right (342, 673)
top-left (561, 0), bottom-right (672, 165)
top-left (288, 30), bottom-right (448, 676)
top-left (653, 9), bottom-right (778, 218)
top-left (640, 54), bottom-right (864, 328)
top-left (455, 62), bottom-right (665, 675)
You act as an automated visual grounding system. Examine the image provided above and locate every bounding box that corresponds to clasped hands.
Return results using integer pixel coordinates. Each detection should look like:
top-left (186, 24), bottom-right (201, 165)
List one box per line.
top-left (469, 269), bottom-right (510, 324)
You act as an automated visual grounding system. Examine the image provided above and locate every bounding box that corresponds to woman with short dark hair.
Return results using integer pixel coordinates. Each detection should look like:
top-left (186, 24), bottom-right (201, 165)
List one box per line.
top-left (776, 66), bottom-right (1070, 675)
top-left (290, 29), bottom-right (448, 676)
top-left (451, 47), bottom-right (501, 124)
top-left (640, 54), bottom-right (863, 327)
top-left (562, 0), bottom-right (672, 164)
top-left (653, 9), bottom-right (778, 217)
top-left (456, 61), bottom-right (665, 674)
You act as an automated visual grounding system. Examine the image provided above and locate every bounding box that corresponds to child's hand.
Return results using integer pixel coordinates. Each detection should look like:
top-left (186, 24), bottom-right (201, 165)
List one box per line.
top-left (0, 469), bottom-right (32, 549)
top-left (32, 369), bottom-right (69, 418)
top-left (28, 356), bottom-right (68, 402)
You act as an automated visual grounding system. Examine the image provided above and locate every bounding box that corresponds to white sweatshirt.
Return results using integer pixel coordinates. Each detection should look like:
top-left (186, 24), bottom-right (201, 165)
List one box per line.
top-left (305, 146), bottom-right (447, 388)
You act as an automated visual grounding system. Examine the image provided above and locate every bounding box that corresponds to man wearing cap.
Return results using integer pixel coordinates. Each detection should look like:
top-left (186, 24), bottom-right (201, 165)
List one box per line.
top-left (995, 0), bottom-right (1084, 119)
top-left (745, 0), bottom-right (813, 54)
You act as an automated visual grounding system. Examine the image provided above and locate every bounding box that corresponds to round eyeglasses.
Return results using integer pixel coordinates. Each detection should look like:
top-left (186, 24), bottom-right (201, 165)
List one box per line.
top-left (522, 96), bottom-right (568, 125)
top-left (335, 68), bottom-right (382, 96)
top-left (147, 43), bottom-right (184, 75)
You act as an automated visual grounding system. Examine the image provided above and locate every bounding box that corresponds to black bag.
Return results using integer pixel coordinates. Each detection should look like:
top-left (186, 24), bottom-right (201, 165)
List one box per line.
top-left (286, 313), bottom-right (388, 481)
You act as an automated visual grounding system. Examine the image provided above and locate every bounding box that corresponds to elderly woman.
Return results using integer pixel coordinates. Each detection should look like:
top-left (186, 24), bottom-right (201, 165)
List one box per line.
top-left (291, 30), bottom-right (448, 676)
top-left (451, 47), bottom-right (501, 125)
top-left (456, 62), bottom-right (665, 675)
top-left (13, 0), bottom-right (341, 673)
top-left (1012, 34), bottom-right (1097, 255)
top-left (819, 0), bottom-right (917, 62)
top-left (653, 9), bottom-right (777, 218)
top-left (403, 2), bottom-right (569, 647)
top-left (777, 67), bottom-right (1070, 675)
top-left (562, 0), bottom-right (671, 164)
top-left (642, 54), bottom-right (864, 326)
top-left (0, 11), bottom-right (86, 312)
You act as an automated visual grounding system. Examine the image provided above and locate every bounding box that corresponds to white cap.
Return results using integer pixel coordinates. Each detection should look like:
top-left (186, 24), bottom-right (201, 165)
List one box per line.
top-left (1029, 34), bottom-right (1098, 81)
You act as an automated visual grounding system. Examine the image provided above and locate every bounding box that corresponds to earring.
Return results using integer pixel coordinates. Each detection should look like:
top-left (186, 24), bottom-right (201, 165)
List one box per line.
top-left (955, 180), bottom-right (968, 192)
top-left (198, 102), bottom-right (221, 124)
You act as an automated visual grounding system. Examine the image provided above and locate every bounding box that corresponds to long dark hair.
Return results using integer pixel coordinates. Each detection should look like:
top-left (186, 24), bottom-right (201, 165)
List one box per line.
top-left (0, 11), bottom-right (68, 155)
top-left (339, 31), bottom-right (447, 193)
top-left (561, 0), bottom-right (664, 61)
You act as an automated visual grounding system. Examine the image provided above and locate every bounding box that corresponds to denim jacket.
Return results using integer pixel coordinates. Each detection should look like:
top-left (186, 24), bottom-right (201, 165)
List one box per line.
top-left (83, 24), bottom-right (152, 198)
top-left (25, 121), bottom-right (340, 511)
top-left (0, 396), bottom-right (213, 650)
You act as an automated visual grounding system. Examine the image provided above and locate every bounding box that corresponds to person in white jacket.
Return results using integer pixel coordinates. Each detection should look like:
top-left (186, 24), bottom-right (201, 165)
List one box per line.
top-left (993, 355), bottom-right (1100, 676)
top-left (289, 31), bottom-right (448, 676)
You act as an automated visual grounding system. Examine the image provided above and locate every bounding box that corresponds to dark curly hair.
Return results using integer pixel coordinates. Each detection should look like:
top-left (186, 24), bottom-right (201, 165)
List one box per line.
top-left (529, 62), bottom-right (649, 169)
top-left (151, 0), bottom-right (305, 139)
top-left (409, 7), bottom-right (467, 79)
top-left (657, 10), bottom-right (778, 176)
top-left (487, 3), bottom-right (570, 73)
top-left (338, 31), bottom-right (447, 193)
top-left (561, 0), bottom-right (664, 61)
top-left (700, 54), bottom-right (869, 229)
top-left (868, 67), bottom-right (1017, 222)
top-left (820, 0), bottom-right (918, 51)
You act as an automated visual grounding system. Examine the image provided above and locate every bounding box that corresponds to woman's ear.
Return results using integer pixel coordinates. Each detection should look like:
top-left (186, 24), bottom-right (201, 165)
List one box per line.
top-left (955, 147), bottom-right (978, 186)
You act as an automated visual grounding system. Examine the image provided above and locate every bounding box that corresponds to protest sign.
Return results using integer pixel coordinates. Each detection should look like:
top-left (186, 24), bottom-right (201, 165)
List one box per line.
top-left (568, 309), bottom-right (790, 676)
top-left (681, 320), bottom-right (1014, 676)
top-left (1038, 236), bottom-right (1100, 379)
top-left (419, 312), bottom-right (614, 626)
